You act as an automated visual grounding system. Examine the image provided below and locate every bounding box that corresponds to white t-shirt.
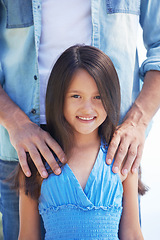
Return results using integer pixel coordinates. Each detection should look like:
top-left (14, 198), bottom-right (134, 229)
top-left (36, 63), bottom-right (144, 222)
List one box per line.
top-left (38, 0), bottom-right (92, 124)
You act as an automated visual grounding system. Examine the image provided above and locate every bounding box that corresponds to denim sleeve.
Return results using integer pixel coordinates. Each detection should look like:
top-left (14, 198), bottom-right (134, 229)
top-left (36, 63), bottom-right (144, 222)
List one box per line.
top-left (139, 0), bottom-right (160, 80)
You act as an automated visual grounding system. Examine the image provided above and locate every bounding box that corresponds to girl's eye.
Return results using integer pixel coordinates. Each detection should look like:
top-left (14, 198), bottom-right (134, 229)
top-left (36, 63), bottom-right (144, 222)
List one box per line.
top-left (94, 95), bottom-right (101, 99)
top-left (71, 95), bottom-right (81, 98)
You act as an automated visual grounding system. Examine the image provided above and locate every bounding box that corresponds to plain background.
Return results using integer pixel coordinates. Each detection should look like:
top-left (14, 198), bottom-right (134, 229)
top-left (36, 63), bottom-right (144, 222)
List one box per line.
top-left (141, 110), bottom-right (160, 239)
top-left (137, 27), bottom-right (160, 239)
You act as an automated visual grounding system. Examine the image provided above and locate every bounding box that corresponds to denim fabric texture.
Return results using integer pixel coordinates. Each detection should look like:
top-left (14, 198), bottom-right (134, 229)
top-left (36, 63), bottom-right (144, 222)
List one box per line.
top-left (0, 0), bottom-right (159, 238)
top-left (0, 0), bottom-right (160, 161)
top-left (0, 160), bottom-right (19, 240)
top-left (2, 0), bottom-right (33, 28)
top-left (0, 159), bottom-right (46, 240)
top-left (106, 0), bottom-right (140, 15)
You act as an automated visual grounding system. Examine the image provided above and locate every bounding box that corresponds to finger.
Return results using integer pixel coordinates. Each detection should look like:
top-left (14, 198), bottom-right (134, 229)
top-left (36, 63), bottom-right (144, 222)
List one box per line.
top-left (131, 144), bottom-right (144, 174)
top-left (17, 148), bottom-right (31, 177)
top-left (106, 131), bottom-right (121, 164)
top-left (44, 132), bottom-right (67, 164)
top-left (45, 157), bottom-right (62, 176)
top-left (121, 143), bottom-right (137, 175)
top-left (112, 138), bottom-right (130, 173)
top-left (36, 140), bottom-right (62, 175)
top-left (27, 145), bottom-right (48, 178)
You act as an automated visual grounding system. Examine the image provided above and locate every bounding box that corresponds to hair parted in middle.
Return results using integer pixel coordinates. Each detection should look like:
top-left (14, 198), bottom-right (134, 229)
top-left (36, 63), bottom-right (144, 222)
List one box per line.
top-left (45, 45), bottom-right (121, 155)
top-left (12, 45), bottom-right (147, 200)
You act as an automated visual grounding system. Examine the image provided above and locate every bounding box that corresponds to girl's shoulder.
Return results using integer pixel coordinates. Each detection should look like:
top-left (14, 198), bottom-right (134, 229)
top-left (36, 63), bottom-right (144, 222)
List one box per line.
top-left (100, 138), bottom-right (127, 183)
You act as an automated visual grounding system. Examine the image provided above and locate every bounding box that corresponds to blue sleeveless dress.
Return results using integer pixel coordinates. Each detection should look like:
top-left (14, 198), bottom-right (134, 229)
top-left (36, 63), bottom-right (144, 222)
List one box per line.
top-left (39, 142), bottom-right (123, 240)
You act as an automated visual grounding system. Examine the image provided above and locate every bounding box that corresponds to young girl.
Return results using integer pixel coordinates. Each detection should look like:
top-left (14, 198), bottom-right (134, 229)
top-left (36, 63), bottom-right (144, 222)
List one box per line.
top-left (17, 45), bottom-right (146, 239)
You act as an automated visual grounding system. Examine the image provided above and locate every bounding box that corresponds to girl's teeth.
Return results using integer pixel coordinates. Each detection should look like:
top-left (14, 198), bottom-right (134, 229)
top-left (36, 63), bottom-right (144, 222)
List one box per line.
top-left (78, 117), bottom-right (94, 120)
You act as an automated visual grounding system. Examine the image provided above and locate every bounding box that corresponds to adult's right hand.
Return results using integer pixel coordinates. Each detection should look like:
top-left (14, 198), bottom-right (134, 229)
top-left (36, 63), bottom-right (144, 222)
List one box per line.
top-left (8, 119), bottom-right (66, 178)
top-left (0, 85), bottom-right (66, 178)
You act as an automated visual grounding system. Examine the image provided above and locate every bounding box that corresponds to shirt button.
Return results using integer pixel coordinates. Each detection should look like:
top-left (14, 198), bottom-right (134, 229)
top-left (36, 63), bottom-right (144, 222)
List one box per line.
top-left (108, 8), bottom-right (112, 13)
top-left (31, 109), bottom-right (36, 114)
top-left (34, 75), bottom-right (38, 80)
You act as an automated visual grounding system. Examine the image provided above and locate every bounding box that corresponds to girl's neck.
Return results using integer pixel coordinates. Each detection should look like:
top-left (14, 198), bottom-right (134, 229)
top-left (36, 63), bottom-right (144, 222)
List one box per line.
top-left (73, 132), bottom-right (100, 149)
top-left (67, 133), bottom-right (101, 190)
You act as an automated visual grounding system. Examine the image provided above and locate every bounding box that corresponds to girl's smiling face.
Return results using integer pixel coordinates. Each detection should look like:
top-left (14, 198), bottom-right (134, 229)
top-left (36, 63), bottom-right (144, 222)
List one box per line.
top-left (63, 69), bottom-right (107, 139)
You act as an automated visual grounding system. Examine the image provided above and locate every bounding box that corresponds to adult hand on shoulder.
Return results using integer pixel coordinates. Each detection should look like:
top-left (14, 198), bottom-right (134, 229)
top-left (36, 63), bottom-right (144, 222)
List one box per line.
top-left (0, 85), bottom-right (66, 178)
top-left (8, 119), bottom-right (66, 178)
top-left (106, 100), bottom-right (147, 176)
top-left (106, 71), bottom-right (160, 175)
top-left (106, 115), bottom-right (146, 176)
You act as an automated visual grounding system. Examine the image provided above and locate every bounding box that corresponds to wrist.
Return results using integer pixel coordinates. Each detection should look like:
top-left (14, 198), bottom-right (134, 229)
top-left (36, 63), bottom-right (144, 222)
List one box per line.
top-left (125, 71), bottom-right (160, 129)
top-left (124, 102), bottom-right (149, 129)
top-left (0, 86), bottom-right (31, 131)
top-left (1, 104), bottom-right (30, 132)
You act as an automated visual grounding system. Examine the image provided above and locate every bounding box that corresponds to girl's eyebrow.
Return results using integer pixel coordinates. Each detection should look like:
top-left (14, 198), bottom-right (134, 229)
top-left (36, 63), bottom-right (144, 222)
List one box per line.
top-left (67, 90), bottom-right (80, 93)
top-left (67, 90), bottom-right (100, 95)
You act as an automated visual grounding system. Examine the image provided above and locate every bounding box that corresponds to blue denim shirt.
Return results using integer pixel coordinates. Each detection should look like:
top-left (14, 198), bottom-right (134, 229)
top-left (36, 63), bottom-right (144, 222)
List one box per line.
top-left (0, 0), bottom-right (160, 161)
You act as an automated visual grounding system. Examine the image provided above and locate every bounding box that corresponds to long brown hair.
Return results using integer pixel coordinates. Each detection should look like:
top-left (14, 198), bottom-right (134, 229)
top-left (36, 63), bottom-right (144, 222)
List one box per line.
top-left (46, 45), bottom-right (120, 154)
top-left (13, 45), bottom-right (147, 199)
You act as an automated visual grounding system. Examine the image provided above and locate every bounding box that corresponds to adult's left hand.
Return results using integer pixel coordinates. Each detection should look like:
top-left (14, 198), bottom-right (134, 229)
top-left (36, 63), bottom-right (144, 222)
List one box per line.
top-left (106, 113), bottom-right (146, 175)
top-left (106, 70), bottom-right (160, 175)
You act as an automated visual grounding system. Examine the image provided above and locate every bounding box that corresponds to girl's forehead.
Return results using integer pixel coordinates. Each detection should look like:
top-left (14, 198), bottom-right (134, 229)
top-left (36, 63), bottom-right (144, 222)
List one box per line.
top-left (68, 69), bottom-right (99, 93)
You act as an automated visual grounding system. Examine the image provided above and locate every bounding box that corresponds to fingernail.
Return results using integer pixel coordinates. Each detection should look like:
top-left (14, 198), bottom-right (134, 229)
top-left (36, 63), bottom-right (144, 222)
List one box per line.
top-left (107, 159), bottom-right (111, 164)
top-left (132, 168), bottom-right (137, 173)
top-left (123, 169), bottom-right (128, 175)
top-left (61, 157), bottom-right (66, 163)
top-left (26, 171), bottom-right (31, 177)
top-left (42, 171), bottom-right (48, 178)
top-left (113, 166), bottom-right (119, 173)
top-left (55, 168), bottom-right (61, 175)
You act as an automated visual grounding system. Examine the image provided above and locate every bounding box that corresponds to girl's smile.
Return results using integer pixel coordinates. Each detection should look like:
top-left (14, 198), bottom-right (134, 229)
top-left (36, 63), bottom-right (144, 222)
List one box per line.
top-left (76, 116), bottom-right (96, 122)
top-left (77, 116), bottom-right (95, 120)
top-left (63, 69), bottom-right (107, 139)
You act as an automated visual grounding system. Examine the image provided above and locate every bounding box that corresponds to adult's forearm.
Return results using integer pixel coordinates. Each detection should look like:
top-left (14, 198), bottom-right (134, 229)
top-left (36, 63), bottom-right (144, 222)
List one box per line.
top-left (0, 84), bottom-right (30, 131)
top-left (106, 70), bottom-right (160, 175)
top-left (128, 70), bottom-right (160, 127)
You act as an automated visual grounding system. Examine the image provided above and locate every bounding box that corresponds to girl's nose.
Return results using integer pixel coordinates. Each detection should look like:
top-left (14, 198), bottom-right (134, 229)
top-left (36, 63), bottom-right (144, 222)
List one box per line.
top-left (81, 99), bottom-right (94, 112)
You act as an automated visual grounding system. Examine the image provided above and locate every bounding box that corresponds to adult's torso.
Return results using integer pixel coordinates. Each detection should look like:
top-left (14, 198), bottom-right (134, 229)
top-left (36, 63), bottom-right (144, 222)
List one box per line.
top-left (0, 0), bottom-right (155, 160)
